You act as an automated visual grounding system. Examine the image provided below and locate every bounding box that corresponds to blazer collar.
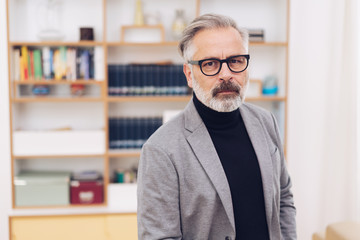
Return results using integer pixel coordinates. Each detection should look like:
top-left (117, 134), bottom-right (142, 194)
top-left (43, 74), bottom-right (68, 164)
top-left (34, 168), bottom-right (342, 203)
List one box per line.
top-left (184, 99), bottom-right (235, 232)
top-left (239, 104), bottom-right (274, 228)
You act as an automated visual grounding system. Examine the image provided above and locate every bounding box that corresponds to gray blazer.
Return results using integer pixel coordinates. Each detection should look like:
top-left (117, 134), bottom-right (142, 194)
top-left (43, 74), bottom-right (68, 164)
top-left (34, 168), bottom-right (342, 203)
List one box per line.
top-left (137, 100), bottom-right (296, 240)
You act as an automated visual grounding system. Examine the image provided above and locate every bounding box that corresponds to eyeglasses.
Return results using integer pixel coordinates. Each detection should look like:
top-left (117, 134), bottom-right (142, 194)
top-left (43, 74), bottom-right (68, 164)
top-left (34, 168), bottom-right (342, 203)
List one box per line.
top-left (188, 54), bottom-right (250, 76)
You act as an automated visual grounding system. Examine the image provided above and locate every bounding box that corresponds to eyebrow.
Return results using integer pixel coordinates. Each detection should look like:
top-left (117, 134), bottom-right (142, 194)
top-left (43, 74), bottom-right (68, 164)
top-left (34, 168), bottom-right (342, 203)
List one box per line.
top-left (197, 54), bottom-right (246, 60)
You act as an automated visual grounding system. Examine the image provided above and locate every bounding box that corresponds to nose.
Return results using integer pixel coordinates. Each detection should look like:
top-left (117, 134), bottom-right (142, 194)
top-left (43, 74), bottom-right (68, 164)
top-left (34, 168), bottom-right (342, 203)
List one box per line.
top-left (218, 62), bottom-right (232, 81)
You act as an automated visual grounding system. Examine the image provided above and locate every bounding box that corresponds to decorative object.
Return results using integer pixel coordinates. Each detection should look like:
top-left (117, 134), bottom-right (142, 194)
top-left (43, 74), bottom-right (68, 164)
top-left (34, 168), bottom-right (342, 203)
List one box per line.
top-left (70, 84), bottom-right (85, 96)
top-left (262, 75), bottom-right (278, 95)
top-left (134, 0), bottom-right (144, 26)
top-left (172, 9), bottom-right (186, 40)
top-left (248, 29), bottom-right (265, 42)
top-left (36, 0), bottom-right (64, 41)
top-left (80, 27), bottom-right (94, 41)
top-left (32, 85), bottom-right (50, 96)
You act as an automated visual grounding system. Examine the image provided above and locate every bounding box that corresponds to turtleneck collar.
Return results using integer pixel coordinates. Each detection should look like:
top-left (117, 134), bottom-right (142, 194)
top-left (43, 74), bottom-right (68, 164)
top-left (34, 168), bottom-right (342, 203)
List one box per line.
top-left (193, 93), bottom-right (240, 130)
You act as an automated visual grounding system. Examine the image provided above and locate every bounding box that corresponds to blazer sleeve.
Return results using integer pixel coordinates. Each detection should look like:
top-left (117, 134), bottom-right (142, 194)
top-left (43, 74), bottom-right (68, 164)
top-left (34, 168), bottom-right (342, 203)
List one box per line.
top-left (271, 113), bottom-right (297, 240)
top-left (137, 142), bottom-right (182, 240)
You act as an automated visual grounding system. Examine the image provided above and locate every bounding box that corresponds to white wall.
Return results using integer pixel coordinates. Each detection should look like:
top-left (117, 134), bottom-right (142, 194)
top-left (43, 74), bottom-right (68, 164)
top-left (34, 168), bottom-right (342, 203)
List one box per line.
top-left (288, 0), bottom-right (359, 239)
top-left (0, 0), bottom-right (12, 238)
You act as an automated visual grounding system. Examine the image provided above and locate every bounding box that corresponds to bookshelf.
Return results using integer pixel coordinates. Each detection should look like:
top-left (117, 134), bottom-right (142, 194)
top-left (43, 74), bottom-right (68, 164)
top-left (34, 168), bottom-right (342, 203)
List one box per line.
top-left (6, 0), bottom-right (290, 213)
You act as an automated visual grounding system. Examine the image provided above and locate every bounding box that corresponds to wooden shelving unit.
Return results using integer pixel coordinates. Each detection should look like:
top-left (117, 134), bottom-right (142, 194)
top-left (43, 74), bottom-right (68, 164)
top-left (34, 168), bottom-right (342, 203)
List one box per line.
top-left (6, 0), bottom-right (290, 212)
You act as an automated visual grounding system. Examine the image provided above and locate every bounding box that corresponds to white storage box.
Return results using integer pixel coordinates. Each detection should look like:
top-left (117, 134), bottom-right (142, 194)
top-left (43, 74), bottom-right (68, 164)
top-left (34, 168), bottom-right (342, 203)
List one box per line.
top-left (108, 183), bottom-right (137, 212)
top-left (13, 130), bottom-right (105, 156)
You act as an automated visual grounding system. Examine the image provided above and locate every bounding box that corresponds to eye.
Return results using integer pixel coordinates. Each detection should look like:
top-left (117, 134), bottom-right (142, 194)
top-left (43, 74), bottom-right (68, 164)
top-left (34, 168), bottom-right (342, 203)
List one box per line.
top-left (232, 57), bottom-right (244, 63)
top-left (229, 56), bottom-right (246, 65)
top-left (202, 60), bottom-right (218, 68)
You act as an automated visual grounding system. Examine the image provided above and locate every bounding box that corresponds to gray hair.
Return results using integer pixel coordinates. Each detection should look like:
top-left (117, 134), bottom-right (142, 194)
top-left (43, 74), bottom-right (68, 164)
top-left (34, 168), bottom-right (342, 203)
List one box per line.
top-left (178, 13), bottom-right (249, 62)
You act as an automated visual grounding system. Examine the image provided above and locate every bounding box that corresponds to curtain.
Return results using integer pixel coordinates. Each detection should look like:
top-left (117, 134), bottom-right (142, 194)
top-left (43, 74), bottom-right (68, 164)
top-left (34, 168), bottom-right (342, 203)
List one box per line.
top-left (288, 0), bottom-right (359, 239)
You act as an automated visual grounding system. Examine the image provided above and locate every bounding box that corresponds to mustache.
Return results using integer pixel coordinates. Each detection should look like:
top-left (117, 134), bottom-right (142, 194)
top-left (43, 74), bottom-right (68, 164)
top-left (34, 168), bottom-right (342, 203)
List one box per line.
top-left (212, 81), bottom-right (241, 97)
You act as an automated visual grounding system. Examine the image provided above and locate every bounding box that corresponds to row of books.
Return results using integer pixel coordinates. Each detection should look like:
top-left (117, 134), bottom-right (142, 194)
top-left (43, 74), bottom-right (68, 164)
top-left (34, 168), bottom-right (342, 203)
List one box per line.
top-left (13, 46), bottom-right (104, 81)
top-left (109, 117), bottom-right (162, 149)
top-left (108, 64), bottom-right (190, 96)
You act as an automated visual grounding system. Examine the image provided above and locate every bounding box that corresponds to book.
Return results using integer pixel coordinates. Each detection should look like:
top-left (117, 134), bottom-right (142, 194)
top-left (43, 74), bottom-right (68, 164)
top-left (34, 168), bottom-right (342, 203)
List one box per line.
top-left (66, 48), bottom-right (76, 81)
top-left (94, 46), bottom-right (104, 81)
top-left (79, 50), bottom-right (90, 80)
top-left (33, 49), bottom-right (43, 81)
top-left (29, 50), bottom-right (35, 80)
top-left (59, 46), bottom-right (67, 79)
top-left (42, 47), bottom-right (51, 79)
top-left (21, 46), bottom-right (29, 81)
top-left (53, 49), bottom-right (62, 80)
top-left (13, 48), bottom-right (20, 81)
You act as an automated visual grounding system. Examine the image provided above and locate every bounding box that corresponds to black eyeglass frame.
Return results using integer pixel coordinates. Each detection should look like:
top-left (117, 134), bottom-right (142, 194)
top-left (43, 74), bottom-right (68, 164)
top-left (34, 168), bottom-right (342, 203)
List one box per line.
top-left (188, 54), bottom-right (250, 76)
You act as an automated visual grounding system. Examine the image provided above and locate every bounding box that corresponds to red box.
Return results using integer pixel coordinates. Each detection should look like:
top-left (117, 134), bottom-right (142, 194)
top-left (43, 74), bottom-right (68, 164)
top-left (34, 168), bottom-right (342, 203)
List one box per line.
top-left (70, 180), bottom-right (103, 204)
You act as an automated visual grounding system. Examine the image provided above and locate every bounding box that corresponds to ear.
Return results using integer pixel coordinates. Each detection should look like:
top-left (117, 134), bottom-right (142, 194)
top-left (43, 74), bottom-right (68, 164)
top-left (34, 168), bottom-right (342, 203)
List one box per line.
top-left (183, 63), bottom-right (193, 88)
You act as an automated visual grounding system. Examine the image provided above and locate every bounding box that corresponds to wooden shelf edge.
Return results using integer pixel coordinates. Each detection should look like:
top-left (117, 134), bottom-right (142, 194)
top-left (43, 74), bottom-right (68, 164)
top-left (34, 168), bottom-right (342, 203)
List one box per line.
top-left (13, 80), bottom-right (104, 85)
top-left (107, 41), bottom-right (179, 47)
top-left (108, 150), bottom-right (141, 158)
top-left (9, 41), bottom-right (287, 47)
top-left (107, 95), bottom-right (284, 102)
top-left (12, 97), bottom-right (105, 103)
top-left (107, 95), bottom-right (191, 102)
top-left (9, 41), bottom-right (104, 47)
top-left (246, 96), bottom-right (287, 101)
top-left (249, 41), bottom-right (288, 47)
top-left (13, 203), bottom-right (107, 210)
top-left (14, 154), bottom-right (105, 159)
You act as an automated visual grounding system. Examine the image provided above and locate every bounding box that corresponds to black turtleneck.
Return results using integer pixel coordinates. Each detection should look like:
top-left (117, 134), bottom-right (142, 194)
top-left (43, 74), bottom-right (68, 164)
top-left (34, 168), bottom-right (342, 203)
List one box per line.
top-left (193, 94), bottom-right (270, 240)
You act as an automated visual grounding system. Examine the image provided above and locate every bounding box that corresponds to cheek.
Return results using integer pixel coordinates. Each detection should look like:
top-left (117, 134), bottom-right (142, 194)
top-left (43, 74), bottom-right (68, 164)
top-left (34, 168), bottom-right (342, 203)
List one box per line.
top-left (236, 72), bottom-right (249, 87)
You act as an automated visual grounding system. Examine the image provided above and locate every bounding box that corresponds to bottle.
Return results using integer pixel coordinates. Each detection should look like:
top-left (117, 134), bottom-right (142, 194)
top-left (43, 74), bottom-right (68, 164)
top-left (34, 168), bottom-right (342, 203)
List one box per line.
top-left (172, 9), bottom-right (186, 40)
top-left (134, 0), bottom-right (144, 26)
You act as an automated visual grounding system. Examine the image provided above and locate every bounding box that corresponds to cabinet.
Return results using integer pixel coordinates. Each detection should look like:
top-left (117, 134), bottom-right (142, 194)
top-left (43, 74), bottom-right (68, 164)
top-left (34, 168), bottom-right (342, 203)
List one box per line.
top-left (10, 213), bottom-right (137, 240)
top-left (7, 0), bottom-right (289, 211)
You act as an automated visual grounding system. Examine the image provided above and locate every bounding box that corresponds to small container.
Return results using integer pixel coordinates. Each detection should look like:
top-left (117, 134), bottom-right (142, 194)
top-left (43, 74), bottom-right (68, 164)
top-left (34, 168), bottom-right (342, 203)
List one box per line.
top-left (80, 27), bottom-right (94, 41)
top-left (70, 180), bottom-right (103, 204)
top-left (15, 171), bottom-right (71, 206)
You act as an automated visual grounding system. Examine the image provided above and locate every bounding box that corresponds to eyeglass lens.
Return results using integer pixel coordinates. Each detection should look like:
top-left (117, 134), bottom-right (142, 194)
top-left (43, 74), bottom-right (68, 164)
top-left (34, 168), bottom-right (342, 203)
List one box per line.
top-left (201, 55), bottom-right (248, 76)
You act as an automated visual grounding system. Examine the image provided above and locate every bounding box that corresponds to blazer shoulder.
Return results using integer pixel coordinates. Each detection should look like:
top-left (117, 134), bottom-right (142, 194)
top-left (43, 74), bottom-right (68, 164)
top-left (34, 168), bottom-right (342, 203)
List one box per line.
top-left (144, 110), bottom-right (186, 150)
top-left (241, 102), bottom-right (274, 122)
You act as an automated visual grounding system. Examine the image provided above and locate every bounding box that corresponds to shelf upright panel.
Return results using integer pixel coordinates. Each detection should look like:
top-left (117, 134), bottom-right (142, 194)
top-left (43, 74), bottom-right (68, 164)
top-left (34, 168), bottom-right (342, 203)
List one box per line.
top-left (7, 0), bottom-right (108, 209)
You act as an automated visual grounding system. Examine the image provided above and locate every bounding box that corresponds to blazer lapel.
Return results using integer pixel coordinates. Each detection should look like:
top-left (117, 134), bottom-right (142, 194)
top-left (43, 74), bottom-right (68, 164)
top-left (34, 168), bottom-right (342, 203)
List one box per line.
top-left (239, 104), bottom-right (274, 226)
top-left (184, 101), bottom-right (236, 233)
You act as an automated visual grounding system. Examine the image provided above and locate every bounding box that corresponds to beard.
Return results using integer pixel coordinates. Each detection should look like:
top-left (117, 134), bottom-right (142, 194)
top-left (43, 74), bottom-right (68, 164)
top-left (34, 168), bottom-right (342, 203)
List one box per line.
top-left (191, 71), bottom-right (248, 112)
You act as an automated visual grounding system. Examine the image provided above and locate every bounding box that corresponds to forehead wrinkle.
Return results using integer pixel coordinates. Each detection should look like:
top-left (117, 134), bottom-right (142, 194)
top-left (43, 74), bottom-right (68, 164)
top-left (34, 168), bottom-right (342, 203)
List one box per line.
top-left (192, 28), bottom-right (245, 61)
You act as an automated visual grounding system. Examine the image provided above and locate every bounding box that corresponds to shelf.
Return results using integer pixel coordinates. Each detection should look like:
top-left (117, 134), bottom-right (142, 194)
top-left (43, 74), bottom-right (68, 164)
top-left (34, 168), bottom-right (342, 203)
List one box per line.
top-left (14, 203), bottom-right (107, 210)
top-left (249, 42), bottom-right (288, 47)
top-left (10, 41), bottom-right (104, 47)
top-left (107, 95), bottom-right (285, 102)
top-left (12, 97), bottom-right (104, 103)
top-left (108, 150), bottom-right (141, 158)
top-left (14, 80), bottom-right (104, 85)
top-left (246, 96), bottom-right (286, 101)
top-left (14, 154), bottom-right (105, 159)
top-left (107, 95), bottom-right (191, 102)
top-left (106, 41), bottom-right (287, 47)
top-left (107, 41), bottom-right (179, 47)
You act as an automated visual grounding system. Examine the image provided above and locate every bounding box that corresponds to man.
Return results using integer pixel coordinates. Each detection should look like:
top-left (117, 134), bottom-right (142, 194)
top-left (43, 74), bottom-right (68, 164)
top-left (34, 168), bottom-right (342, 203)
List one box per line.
top-left (137, 13), bottom-right (296, 240)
